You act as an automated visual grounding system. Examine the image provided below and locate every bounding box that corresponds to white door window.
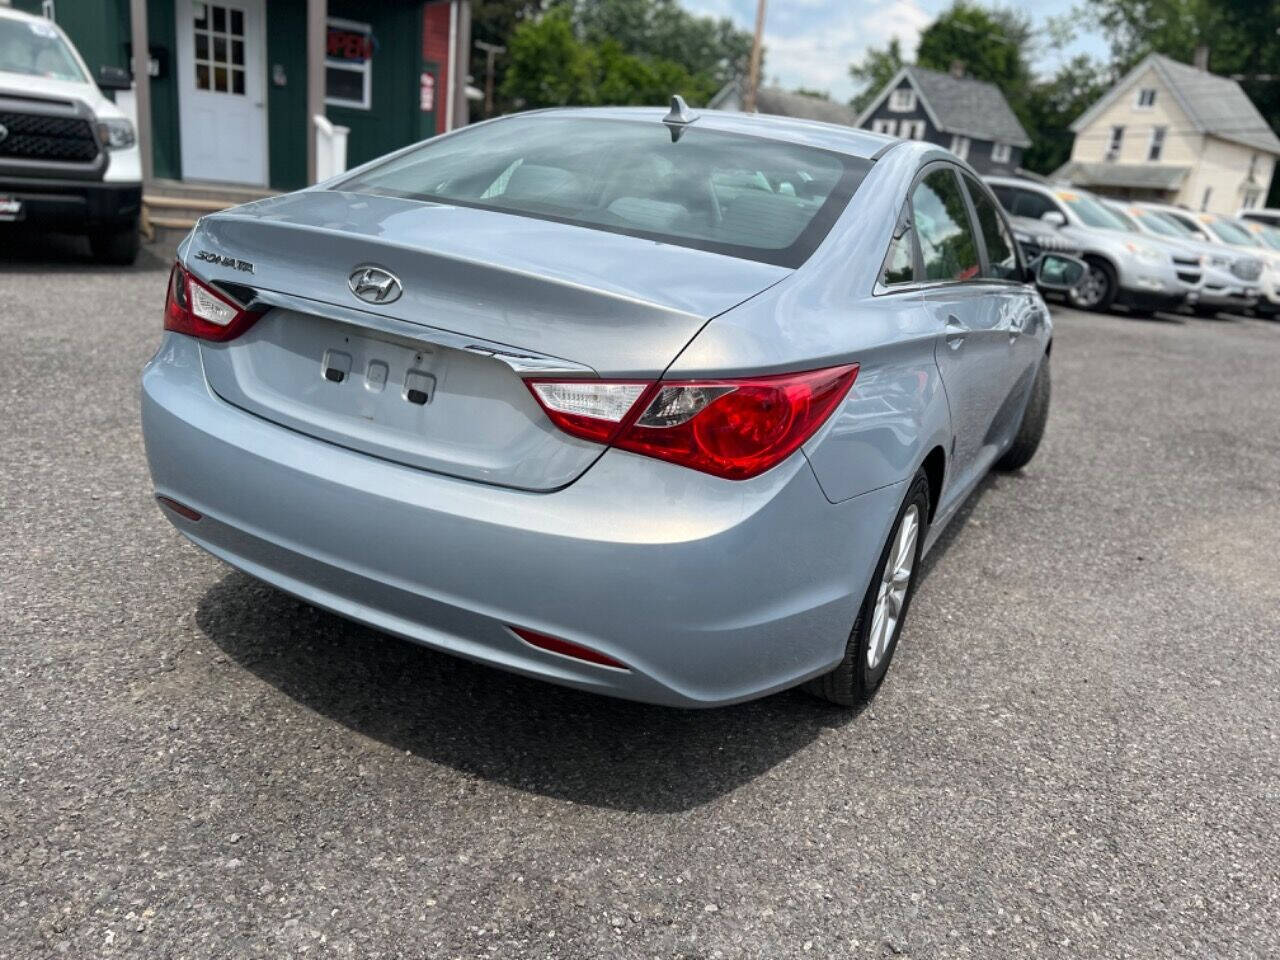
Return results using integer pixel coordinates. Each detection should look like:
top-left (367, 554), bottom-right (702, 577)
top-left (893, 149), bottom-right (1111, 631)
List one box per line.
top-left (177, 0), bottom-right (267, 185)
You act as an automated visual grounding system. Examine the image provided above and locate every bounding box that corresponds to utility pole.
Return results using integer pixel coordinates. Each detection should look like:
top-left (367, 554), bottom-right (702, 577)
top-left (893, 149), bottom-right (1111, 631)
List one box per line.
top-left (744, 0), bottom-right (766, 112)
top-left (475, 40), bottom-right (505, 120)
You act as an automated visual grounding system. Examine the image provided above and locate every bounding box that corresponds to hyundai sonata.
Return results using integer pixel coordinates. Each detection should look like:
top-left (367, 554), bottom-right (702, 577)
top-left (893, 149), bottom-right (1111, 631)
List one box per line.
top-left (142, 102), bottom-right (1073, 707)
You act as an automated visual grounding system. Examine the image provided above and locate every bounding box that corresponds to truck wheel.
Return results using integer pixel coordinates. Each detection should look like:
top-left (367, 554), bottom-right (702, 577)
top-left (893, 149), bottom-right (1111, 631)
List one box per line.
top-left (89, 222), bottom-right (140, 266)
top-left (1069, 258), bottom-right (1116, 313)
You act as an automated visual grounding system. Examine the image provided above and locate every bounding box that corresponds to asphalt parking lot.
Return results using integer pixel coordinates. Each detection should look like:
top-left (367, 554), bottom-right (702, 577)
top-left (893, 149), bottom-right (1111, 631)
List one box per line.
top-left (3, 246), bottom-right (1279, 959)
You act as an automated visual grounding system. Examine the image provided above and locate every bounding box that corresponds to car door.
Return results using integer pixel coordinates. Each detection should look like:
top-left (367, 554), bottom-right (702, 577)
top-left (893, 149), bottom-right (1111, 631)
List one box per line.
top-left (911, 164), bottom-right (1014, 499)
top-left (961, 173), bottom-right (1047, 424)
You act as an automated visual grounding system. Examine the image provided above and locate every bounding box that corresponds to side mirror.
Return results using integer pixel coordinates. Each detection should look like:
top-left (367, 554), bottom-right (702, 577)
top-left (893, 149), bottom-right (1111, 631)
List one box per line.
top-left (1040, 210), bottom-right (1067, 228)
top-left (1031, 253), bottom-right (1087, 291)
top-left (97, 65), bottom-right (133, 92)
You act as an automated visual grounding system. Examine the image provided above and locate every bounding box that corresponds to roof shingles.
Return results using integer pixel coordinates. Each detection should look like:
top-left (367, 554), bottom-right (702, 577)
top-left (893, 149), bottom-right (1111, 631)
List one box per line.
top-left (903, 66), bottom-right (1030, 147)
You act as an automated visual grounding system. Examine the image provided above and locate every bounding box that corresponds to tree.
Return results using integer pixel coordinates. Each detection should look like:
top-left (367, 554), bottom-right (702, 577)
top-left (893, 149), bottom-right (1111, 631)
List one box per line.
top-left (848, 37), bottom-right (906, 112)
top-left (471, 0), bottom-right (549, 114)
top-left (1021, 55), bottom-right (1115, 174)
top-left (915, 2), bottom-right (1034, 112)
top-left (793, 87), bottom-right (831, 101)
top-left (500, 7), bottom-right (717, 110)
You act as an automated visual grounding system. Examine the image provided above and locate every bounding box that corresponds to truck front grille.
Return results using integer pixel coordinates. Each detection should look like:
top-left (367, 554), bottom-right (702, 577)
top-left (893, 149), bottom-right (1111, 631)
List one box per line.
top-left (0, 111), bottom-right (99, 163)
top-left (1231, 259), bottom-right (1262, 281)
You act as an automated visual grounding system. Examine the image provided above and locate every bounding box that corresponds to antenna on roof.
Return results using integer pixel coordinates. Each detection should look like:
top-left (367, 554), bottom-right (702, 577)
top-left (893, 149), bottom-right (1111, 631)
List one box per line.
top-left (663, 95), bottom-right (699, 142)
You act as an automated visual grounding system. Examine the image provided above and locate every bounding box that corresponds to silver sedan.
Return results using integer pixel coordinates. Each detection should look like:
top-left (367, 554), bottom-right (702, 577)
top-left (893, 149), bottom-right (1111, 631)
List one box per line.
top-left (142, 104), bottom-right (1073, 707)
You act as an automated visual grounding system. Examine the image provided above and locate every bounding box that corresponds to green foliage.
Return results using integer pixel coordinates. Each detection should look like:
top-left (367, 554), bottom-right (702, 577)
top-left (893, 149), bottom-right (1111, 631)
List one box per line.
top-left (471, 0), bottom-right (549, 114)
top-left (793, 88), bottom-right (832, 101)
top-left (849, 38), bottom-right (906, 112)
top-left (915, 1), bottom-right (1034, 109)
top-left (500, 7), bottom-right (719, 110)
top-left (1022, 55), bottom-right (1115, 175)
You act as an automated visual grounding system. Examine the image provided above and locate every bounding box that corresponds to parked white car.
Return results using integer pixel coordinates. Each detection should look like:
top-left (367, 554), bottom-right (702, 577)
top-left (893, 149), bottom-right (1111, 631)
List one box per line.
top-left (1137, 203), bottom-right (1280, 318)
top-left (1103, 201), bottom-right (1262, 316)
top-left (0, 6), bottom-right (142, 262)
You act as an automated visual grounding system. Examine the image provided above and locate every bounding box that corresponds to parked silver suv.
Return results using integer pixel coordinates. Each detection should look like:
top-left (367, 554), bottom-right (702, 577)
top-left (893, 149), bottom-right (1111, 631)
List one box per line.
top-left (986, 176), bottom-right (1188, 316)
top-left (1102, 201), bottom-right (1261, 316)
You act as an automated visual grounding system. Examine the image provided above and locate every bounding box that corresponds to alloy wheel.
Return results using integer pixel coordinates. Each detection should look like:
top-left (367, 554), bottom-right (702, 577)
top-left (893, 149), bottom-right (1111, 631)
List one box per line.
top-left (867, 504), bottom-right (919, 670)
top-left (1073, 266), bottom-right (1108, 308)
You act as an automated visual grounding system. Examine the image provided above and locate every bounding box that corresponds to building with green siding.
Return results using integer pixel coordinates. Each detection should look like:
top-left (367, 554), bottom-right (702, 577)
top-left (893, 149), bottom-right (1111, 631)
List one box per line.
top-left (12, 0), bottom-right (471, 191)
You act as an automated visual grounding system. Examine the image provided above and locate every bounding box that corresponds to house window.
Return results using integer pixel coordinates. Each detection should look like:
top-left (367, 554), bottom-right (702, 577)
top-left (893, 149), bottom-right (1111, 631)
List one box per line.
top-left (901, 119), bottom-right (926, 140)
top-left (871, 119), bottom-right (897, 136)
top-left (949, 136), bottom-right (970, 161)
top-left (1106, 125), bottom-right (1124, 160)
top-left (1243, 188), bottom-right (1262, 209)
top-left (325, 17), bottom-right (373, 109)
top-left (889, 88), bottom-right (917, 112)
top-left (1148, 126), bottom-right (1166, 161)
top-left (1200, 186), bottom-right (1213, 211)
top-left (1248, 153), bottom-right (1259, 180)
top-left (1135, 88), bottom-right (1157, 109)
top-left (991, 142), bottom-right (1012, 164)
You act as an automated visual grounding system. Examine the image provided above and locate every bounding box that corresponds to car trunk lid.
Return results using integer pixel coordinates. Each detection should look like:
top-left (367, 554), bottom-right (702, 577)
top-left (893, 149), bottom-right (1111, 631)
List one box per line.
top-left (189, 191), bottom-right (790, 491)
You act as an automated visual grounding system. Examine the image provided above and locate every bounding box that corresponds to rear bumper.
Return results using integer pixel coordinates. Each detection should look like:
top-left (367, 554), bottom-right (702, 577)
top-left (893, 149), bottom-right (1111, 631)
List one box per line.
top-left (0, 176), bottom-right (140, 231)
top-left (141, 334), bottom-right (899, 707)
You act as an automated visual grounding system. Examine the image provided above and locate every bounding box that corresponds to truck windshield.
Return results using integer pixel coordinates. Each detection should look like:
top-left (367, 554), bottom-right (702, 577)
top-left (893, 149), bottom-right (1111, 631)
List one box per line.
top-left (0, 16), bottom-right (87, 83)
top-left (1055, 190), bottom-right (1130, 230)
top-left (338, 115), bottom-right (871, 268)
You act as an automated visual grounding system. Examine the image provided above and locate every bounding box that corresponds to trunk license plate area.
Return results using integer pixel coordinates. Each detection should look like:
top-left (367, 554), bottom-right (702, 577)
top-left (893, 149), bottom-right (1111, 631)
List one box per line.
top-left (311, 329), bottom-right (442, 425)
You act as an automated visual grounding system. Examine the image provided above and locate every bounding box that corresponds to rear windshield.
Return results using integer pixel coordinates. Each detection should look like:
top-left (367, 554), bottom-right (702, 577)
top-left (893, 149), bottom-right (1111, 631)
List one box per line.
top-left (337, 115), bottom-right (870, 267)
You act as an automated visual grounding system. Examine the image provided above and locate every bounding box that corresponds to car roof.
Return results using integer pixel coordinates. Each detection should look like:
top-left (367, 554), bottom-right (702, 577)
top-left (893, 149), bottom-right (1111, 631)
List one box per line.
top-left (0, 6), bottom-right (44, 23)
top-left (530, 106), bottom-right (898, 161)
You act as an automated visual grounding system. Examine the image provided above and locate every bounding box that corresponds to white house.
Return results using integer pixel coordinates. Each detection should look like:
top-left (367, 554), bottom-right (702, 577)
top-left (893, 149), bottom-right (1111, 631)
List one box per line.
top-left (1056, 52), bottom-right (1280, 214)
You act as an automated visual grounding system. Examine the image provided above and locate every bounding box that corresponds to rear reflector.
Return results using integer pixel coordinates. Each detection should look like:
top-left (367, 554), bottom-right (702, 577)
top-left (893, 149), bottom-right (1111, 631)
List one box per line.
top-left (155, 495), bottom-right (202, 521)
top-left (510, 626), bottom-right (629, 670)
top-left (525, 364), bottom-right (859, 480)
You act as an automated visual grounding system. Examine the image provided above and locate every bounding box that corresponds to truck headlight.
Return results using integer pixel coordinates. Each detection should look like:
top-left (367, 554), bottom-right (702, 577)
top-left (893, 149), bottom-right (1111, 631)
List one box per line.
top-left (96, 118), bottom-right (136, 150)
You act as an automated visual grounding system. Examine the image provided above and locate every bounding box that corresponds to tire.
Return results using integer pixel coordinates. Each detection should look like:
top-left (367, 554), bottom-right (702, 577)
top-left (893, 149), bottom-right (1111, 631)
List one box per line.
top-left (89, 222), bottom-right (140, 265)
top-left (994, 355), bottom-right (1050, 472)
top-left (1193, 304), bottom-right (1221, 318)
top-left (804, 472), bottom-right (930, 707)
top-left (1069, 258), bottom-right (1117, 313)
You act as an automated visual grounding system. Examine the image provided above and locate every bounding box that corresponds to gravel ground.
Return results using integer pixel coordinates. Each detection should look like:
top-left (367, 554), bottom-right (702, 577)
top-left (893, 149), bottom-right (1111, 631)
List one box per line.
top-left (2, 248), bottom-right (1278, 959)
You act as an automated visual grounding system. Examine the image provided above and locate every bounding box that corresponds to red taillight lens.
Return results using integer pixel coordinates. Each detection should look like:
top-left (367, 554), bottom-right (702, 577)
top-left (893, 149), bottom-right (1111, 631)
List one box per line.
top-left (163, 261), bottom-right (261, 342)
top-left (525, 364), bottom-right (858, 481)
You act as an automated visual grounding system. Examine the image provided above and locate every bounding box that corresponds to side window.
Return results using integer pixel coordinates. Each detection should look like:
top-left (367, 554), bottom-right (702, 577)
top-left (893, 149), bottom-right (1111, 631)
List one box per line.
top-left (911, 168), bottom-right (981, 282)
top-left (990, 184), bottom-right (1015, 213)
top-left (880, 203), bottom-right (916, 285)
top-left (1011, 189), bottom-right (1060, 221)
top-left (964, 176), bottom-right (1019, 280)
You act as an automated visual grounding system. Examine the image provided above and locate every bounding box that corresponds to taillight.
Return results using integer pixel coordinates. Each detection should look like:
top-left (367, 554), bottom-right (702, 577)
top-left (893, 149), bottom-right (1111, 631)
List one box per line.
top-left (163, 261), bottom-right (261, 342)
top-left (525, 364), bottom-right (858, 480)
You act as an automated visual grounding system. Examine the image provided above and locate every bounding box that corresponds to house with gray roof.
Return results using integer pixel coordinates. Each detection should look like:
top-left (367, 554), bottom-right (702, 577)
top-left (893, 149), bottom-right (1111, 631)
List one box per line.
top-left (707, 82), bottom-right (861, 128)
top-left (852, 65), bottom-right (1031, 175)
top-left (1054, 52), bottom-right (1280, 214)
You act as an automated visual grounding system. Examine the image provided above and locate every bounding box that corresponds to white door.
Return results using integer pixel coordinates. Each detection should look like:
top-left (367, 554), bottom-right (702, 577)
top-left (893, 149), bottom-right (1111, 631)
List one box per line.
top-left (176, 0), bottom-right (267, 185)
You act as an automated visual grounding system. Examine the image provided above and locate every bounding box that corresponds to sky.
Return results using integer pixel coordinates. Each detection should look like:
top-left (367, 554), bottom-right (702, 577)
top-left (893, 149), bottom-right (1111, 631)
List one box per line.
top-left (680, 0), bottom-right (1110, 103)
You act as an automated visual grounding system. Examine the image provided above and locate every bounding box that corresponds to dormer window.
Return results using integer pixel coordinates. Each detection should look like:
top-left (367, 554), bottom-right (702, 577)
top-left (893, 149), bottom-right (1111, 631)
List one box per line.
top-left (991, 143), bottom-right (1012, 164)
top-left (1136, 88), bottom-right (1157, 109)
top-left (889, 88), bottom-right (916, 112)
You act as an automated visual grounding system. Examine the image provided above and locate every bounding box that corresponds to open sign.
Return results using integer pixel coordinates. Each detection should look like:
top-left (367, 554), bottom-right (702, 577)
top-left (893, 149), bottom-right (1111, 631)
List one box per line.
top-left (328, 26), bottom-right (373, 62)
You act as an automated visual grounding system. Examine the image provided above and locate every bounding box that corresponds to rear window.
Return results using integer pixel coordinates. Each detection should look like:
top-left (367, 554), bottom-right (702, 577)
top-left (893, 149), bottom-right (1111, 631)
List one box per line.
top-left (337, 115), bottom-right (870, 267)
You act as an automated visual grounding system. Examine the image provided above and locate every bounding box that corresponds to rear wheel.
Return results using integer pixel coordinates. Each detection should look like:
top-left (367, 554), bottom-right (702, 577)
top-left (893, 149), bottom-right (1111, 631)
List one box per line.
top-left (805, 472), bottom-right (930, 707)
top-left (1069, 258), bottom-right (1116, 312)
top-left (89, 221), bottom-right (140, 265)
top-left (995, 355), bottom-right (1050, 472)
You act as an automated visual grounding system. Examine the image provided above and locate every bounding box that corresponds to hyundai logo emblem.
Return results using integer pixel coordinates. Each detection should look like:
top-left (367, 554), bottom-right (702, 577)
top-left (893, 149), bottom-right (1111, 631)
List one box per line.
top-left (348, 266), bottom-right (403, 305)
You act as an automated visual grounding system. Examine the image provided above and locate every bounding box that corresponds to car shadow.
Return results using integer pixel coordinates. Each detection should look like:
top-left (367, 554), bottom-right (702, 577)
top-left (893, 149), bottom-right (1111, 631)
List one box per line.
top-left (193, 473), bottom-right (999, 813)
top-left (0, 231), bottom-right (168, 272)
top-left (195, 573), bottom-right (866, 813)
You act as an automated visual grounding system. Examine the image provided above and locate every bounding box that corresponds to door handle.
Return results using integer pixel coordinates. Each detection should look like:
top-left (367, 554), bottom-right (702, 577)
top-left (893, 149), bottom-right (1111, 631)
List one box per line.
top-left (944, 314), bottom-right (968, 349)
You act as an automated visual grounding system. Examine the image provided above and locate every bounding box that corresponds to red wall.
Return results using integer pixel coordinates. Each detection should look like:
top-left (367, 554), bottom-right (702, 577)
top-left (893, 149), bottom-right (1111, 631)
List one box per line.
top-left (422, 1), bottom-right (452, 135)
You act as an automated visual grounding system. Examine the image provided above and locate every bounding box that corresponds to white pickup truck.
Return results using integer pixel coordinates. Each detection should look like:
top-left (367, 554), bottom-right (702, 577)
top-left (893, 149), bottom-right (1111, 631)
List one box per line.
top-left (0, 5), bottom-right (142, 263)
